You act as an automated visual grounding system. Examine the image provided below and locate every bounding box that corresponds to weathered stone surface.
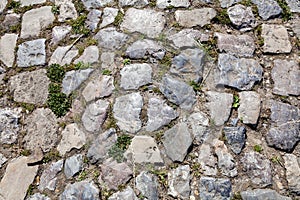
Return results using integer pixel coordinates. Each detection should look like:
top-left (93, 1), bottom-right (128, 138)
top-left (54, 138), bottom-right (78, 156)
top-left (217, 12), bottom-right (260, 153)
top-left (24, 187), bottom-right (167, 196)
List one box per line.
top-left (198, 144), bottom-right (218, 176)
top-left (0, 0), bottom-right (7, 13)
top-left (238, 91), bottom-right (261, 124)
top-left (1, 13), bottom-right (20, 29)
top-left (199, 177), bottom-right (232, 200)
top-left (51, 25), bottom-right (72, 45)
top-left (86, 9), bottom-right (102, 31)
top-left (156, 0), bottom-right (190, 9)
top-left (0, 157), bottom-right (39, 200)
top-left (261, 24), bottom-right (292, 53)
top-left (188, 112), bottom-right (209, 142)
top-left (168, 165), bottom-right (191, 199)
top-left (75, 46), bottom-right (99, 64)
top-left (108, 186), bottom-right (138, 200)
top-left (120, 63), bottom-right (152, 90)
top-left (286, 0), bottom-right (300, 12)
top-left (175, 8), bottom-right (216, 28)
top-left (126, 39), bottom-right (165, 60)
top-left (113, 92), bottom-right (143, 133)
top-left (57, 123), bottom-right (86, 156)
top-left (241, 189), bottom-right (292, 200)
top-left (168, 29), bottom-right (209, 49)
top-left (9, 69), bottom-right (50, 105)
top-left (20, 0), bottom-right (46, 6)
top-left (17, 39), bottom-right (46, 67)
top-left (206, 91), bottom-right (233, 126)
top-left (50, 45), bottom-right (79, 66)
top-left (82, 99), bottom-right (109, 132)
top-left (119, 0), bottom-right (148, 7)
top-left (100, 7), bottom-right (118, 28)
top-left (81, 0), bottom-right (114, 9)
top-left (251, 0), bottom-right (282, 20)
top-left (121, 8), bottom-right (166, 38)
top-left (291, 19), bottom-right (300, 39)
top-left (21, 6), bottom-right (55, 38)
top-left (272, 59), bottom-right (300, 96)
top-left (38, 160), bottom-right (64, 191)
top-left (64, 154), bottom-right (83, 179)
top-left (0, 153), bottom-right (7, 168)
top-left (163, 122), bottom-right (193, 162)
top-left (57, 1), bottom-right (78, 22)
top-left (136, 171), bottom-right (159, 200)
top-left (283, 154), bottom-right (300, 194)
top-left (27, 193), bottom-right (51, 200)
top-left (227, 4), bottom-right (256, 31)
top-left (0, 108), bottom-right (21, 144)
top-left (217, 54), bottom-right (263, 90)
top-left (220, 0), bottom-right (241, 8)
top-left (59, 181), bottom-right (100, 200)
top-left (160, 75), bottom-right (196, 110)
top-left (0, 33), bottom-right (17, 68)
top-left (94, 27), bottom-right (129, 50)
top-left (224, 126), bottom-right (246, 154)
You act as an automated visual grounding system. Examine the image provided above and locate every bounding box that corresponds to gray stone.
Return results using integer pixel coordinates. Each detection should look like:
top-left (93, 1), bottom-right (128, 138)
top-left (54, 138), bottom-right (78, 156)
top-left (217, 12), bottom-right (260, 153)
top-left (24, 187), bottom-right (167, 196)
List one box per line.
top-left (100, 7), bottom-right (118, 28)
top-left (272, 59), bottom-right (300, 96)
top-left (0, 153), bottom-right (7, 168)
top-left (64, 154), bottom-right (83, 179)
top-left (20, 0), bottom-right (46, 6)
top-left (241, 189), bottom-right (292, 200)
top-left (286, 0), bottom-right (300, 12)
top-left (119, 0), bottom-right (148, 7)
top-left (38, 160), bottom-right (64, 191)
top-left (0, 0), bottom-right (7, 13)
top-left (101, 52), bottom-right (116, 70)
top-left (206, 91), bottom-right (233, 126)
top-left (251, 0), bottom-right (282, 20)
top-left (136, 171), bottom-right (159, 200)
top-left (94, 27), bottom-right (129, 50)
top-left (199, 177), bottom-right (232, 200)
top-left (58, 1), bottom-right (78, 22)
top-left (188, 112), bottom-right (209, 142)
top-left (220, 0), bottom-right (241, 8)
top-left (74, 46), bottom-right (99, 64)
top-left (59, 181), bottom-right (100, 200)
top-left (17, 39), bottom-right (46, 67)
top-left (49, 45), bottom-right (79, 66)
top-left (113, 92), bottom-right (143, 133)
top-left (0, 108), bottom-right (21, 144)
top-left (51, 25), bottom-right (72, 45)
top-left (21, 6), bottom-right (55, 38)
top-left (26, 193), bottom-right (51, 200)
top-left (23, 108), bottom-right (58, 152)
top-left (224, 126), bottom-right (246, 154)
top-left (198, 144), bottom-right (218, 176)
top-left (108, 186), bottom-right (138, 200)
top-left (81, 0), bottom-right (114, 9)
top-left (126, 39), bottom-right (165, 60)
top-left (87, 128), bottom-right (117, 163)
top-left (238, 91), bottom-right (261, 124)
top-left (163, 122), bottom-right (193, 162)
top-left (175, 8), bottom-right (216, 28)
top-left (0, 33), bottom-right (18, 68)
top-left (86, 9), bottom-right (102, 31)
top-left (9, 69), bottom-right (50, 105)
top-left (121, 8), bottom-right (166, 38)
top-left (241, 151), bottom-right (272, 186)
top-left (291, 19), bottom-right (300, 39)
top-left (120, 63), bottom-right (152, 90)
top-left (227, 4), bottom-right (256, 31)
top-left (160, 75), bottom-right (196, 110)
top-left (156, 0), bottom-right (190, 9)
top-left (261, 24), bottom-right (292, 53)
top-left (168, 165), bottom-right (191, 199)
top-left (1, 13), bottom-right (21, 29)
top-left (82, 99), bottom-right (109, 133)
top-left (217, 54), bottom-right (263, 90)
top-left (0, 157), bottom-right (39, 200)
top-left (168, 29), bottom-right (209, 49)
top-left (283, 154), bottom-right (300, 194)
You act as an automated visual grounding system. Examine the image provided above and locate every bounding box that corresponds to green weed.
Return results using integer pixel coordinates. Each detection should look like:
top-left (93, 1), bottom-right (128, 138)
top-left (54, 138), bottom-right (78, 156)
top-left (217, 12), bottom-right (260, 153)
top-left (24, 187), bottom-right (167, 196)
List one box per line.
top-left (47, 64), bottom-right (66, 83)
top-left (276, 0), bottom-right (292, 21)
top-left (113, 11), bottom-right (124, 26)
top-left (102, 69), bottom-right (112, 75)
top-left (68, 15), bottom-right (90, 35)
top-left (213, 8), bottom-right (231, 25)
top-left (108, 135), bottom-right (132, 163)
top-left (232, 95), bottom-right (240, 108)
top-left (253, 145), bottom-right (263, 153)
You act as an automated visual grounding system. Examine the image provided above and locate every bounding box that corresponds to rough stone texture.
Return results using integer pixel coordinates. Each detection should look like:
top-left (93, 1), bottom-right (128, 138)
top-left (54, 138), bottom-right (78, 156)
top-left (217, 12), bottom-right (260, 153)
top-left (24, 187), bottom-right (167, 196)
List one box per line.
top-left (23, 108), bottom-right (58, 152)
top-left (100, 7), bottom-right (118, 28)
top-left (168, 29), bottom-right (209, 49)
top-left (0, 108), bottom-right (21, 144)
top-left (198, 144), bottom-right (218, 176)
top-left (108, 186), bottom-right (138, 200)
top-left (27, 193), bottom-right (51, 200)
top-left (74, 46), bottom-right (99, 64)
top-left (49, 45), bottom-right (78, 66)
top-left (0, 33), bottom-right (18, 68)
top-left (86, 9), bottom-right (102, 31)
top-left (251, 0), bottom-right (282, 20)
top-left (291, 19), bottom-right (300, 38)
top-left (206, 91), bottom-right (233, 126)
top-left (136, 171), bottom-right (159, 200)
top-left (0, 153), bottom-right (7, 168)
top-left (119, 0), bottom-right (148, 7)
top-left (121, 8), bottom-right (166, 38)
top-left (227, 4), bottom-right (256, 31)
top-left (261, 24), bottom-right (292, 53)
top-left (81, 0), bottom-right (114, 9)
top-left (283, 154), bottom-right (300, 194)
top-left (20, 0), bottom-right (46, 6)
top-left (113, 92), bottom-right (143, 133)
top-left (224, 126), bottom-right (246, 154)
top-left (59, 181), bottom-right (100, 200)
top-left (126, 39), bottom-right (165, 60)
top-left (160, 75), bottom-right (196, 110)
top-left (286, 0), bottom-right (300, 13)
top-left (163, 122), bottom-right (193, 162)
top-left (0, 157), bottom-right (39, 200)
top-left (64, 154), bottom-right (83, 179)
top-left (51, 25), bottom-right (72, 45)
top-left (272, 59), bottom-right (300, 96)
top-left (188, 112), bottom-right (209, 142)
top-left (82, 99), bottom-right (109, 133)
top-left (0, 0), bottom-right (7, 13)
top-left (1, 13), bottom-right (21, 30)
top-left (120, 63), bottom-right (152, 90)
top-left (21, 6), bottom-right (55, 38)
top-left (38, 160), bottom-right (64, 191)
top-left (17, 39), bottom-right (46, 67)
top-left (175, 8), bottom-right (216, 28)
top-left (168, 165), bottom-right (190, 199)
top-left (241, 189), bottom-right (292, 200)
top-left (217, 53), bottom-right (263, 90)
top-left (156, 0), bottom-right (190, 9)
top-left (219, 0), bottom-right (241, 8)
top-left (57, 1), bottom-right (78, 22)
top-left (9, 69), bottom-right (50, 105)
top-left (94, 27), bottom-right (129, 50)
top-left (199, 177), bottom-right (232, 200)
top-left (238, 91), bottom-right (261, 124)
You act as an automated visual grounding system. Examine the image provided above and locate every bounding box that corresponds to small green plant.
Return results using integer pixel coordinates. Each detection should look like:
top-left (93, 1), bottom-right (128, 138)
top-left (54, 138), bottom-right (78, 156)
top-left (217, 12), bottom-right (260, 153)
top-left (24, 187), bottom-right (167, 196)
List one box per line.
top-left (74, 61), bottom-right (90, 70)
top-left (123, 58), bottom-right (131, 65)
top-left (20, 103), bottom-right (35, 112)
top-left (150, 169), bottom-right (168, 188)
top-left (149, 0), bottom-right (156, 7)
top-left (9, 23), bottom-right (21, 33)
top-left (113, 11), bottom-right (124, 26)
top-left (276, 0), bottom-right (292, 21)
top-left (51, 5), bottom-right (60, 15)
top-left (7, 1), bottom-right (21, 10)
top-left (232, 95), bottom-right (240, 108)
top-left (213, 8), bottom-right (231, 25)
top-left (191, 162), bottom-right (201, 177)
top-left (271, 156), bottom-right (284, 167)
top-left (47, 64), bottom-right (66, 83)
top-left (73, 0), bottom-right (86, 14)
top-left (189, 80), bottom-right (201, 92)
top-left (26, 184), bottom-right (34, 196)
top-left (77, 170), bottom-right (88, 181)
top-left (20, 149), bottom-right (31, 156)
top-left (102, 69), bottom-right (112, 75)
top-left (108, 135), bottom-right (132, 163)
top-left (239, 0), bottom-right (252, 6)
top-left (68, 15), bottom-right (90, 35)
top-left (255, 25), bottom-right (264, 47)
top-left (47, 87), bottom-right (71, 117)
top-left (253, 145), bottom-right (263, 153)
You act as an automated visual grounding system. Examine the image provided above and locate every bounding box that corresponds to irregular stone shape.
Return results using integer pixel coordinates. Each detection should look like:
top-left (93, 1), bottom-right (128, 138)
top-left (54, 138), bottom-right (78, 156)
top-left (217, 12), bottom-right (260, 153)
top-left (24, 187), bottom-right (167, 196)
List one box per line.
top-left (261, 24), bottom-right (292, 53)
top-left (58, 1), bottom-right (78, 22)
top-left (21, 6), bottom-right (55, 38)
top-left (206, 91), bottom-right (233, 126)
top-left (1, 13), bottom-right (21, 29)
top-left (57, 123), bottom-right (86, 156)
top-left (286, 0), bottom-right (300, 12)
top-left (163, 122), bottom-right (193, 162)
top-left (251, 0), bottom-right (282, 20)
top-left (20, 0), bottom-right (46, 6)
top-left (188, 112), bottom-right (209, 142)
top-left (136, 171), bottom-right (159, 200)
top-left (121, 8), bottom-right (165, 38)
top-left (108, 186), bottom-right (138, 200)
top-left (217, 53), bottom-right (263, 90)
top-left (175, 8), bottom-right (216, 28)
top-left (9, 69), bottom-right (50, 105)
top-left (0, 0), bottom-right (7, 13)
top-left (272, 59), bottom-right (300, 96)
top-left (146, 98), bottom-right (178, 132)
top-left (241, 189), bottom-right (292, 200)
top-left (100, 7), bottom-right (118, 28)
top-left (0, 157), bottom-right (39, 200)
top-left (74, 46), bottom-right (99, 64)
top-left (0, 108), bottom-right (21, 144)
top-left (49, 45), bottom-right (79, 66)
top-left (17, 39), bottom-right (46, 67)
top-left (125, 135), bottom-right (163, 164)
top-left (23, 108), bottom-right (58, 152)
top-left (126, 39), bottom-right (165, 60)
top-left (291, 19), bottom-right (300, 39)
top-left (215, 33), bottom-right (255, 57)
top-left (224, 126), bottom-right (246, 154)
top-left (81, 0), bottom-right (114, 9)
top-left (82, 99), bottom-right (109, 133)
top-left (160, 75), bottom-right (196, 110)
top-left (100, 158), bottom-right (133, 190)
top-left (51, 25), bottom-right (72, 45)
top-left (238, 91), bottom-right (261, 124)
top-left (168, 165), bottom-right (190, 199)
top-left (168, 29), bottom-right (209, 49)
top-left (113, 92), bottom-right (143, 133)
top-left (199, 177), bottom-right (232, 200)
top-left (64, 154), bottom-right (83, 179)
top-left (219, 0), bottom-right (241, 7)
top-left (59, 181), bottom-right (100, 200)
top-left (120, 63), bottom-right (152, 90)
top-left (227, 4), bottom-right (256, 31)
top-left (283, 154), bottom-right (300, 194)
top-left (94, 27), bottom-right (129, 50)
top-left (0, 153), bottom-right (7, 168)
top-left (0, 34), bottom-right (18, 68)
top-left (198, 144), bottom-right (218, 176)
top-left (38, 160), bottom-right (64, 191)
top-left (241, 151), bottom-right (272, 186)
top-left (27, 193), bottom-right (51, 200)
top-left (266, 101), bottom-right (299, 152)
top-left (82, 75), bottom-right (115, 102)
top-left (87, 128), bottom-right (117, 163)
top-left (86, 9), bottom-right (102, 31)
top-left (156, 0), bottom-right (190, 9)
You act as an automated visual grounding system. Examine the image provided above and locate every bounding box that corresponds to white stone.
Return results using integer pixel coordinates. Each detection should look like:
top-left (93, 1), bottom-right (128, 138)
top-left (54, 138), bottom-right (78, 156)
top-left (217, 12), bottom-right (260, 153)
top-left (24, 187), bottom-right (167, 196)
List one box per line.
top-left (58, 1), bottom-right (78, 22)
top-left (238, 91), bottom-right (261, 124)
top-left (0, 0), bottom-right (7, 13)
top-left (100, 7), bottom-right (118, 28)
top-left (175, 8), bottom-right (216, 28)
top-left (20, 0), bottom-right (46, 6)
top-left (74, 46), bottom-right (99, 64)
top-left (49, 45), bottom-right (79, 66)
top-left (0, 33), bottom-right (18, 68)
top-left (156, 0), bottom-right (190, 9)
top-left (17, 39), bottom-right (46, 67)
top-left (51, 25), bottom-right (72, 45)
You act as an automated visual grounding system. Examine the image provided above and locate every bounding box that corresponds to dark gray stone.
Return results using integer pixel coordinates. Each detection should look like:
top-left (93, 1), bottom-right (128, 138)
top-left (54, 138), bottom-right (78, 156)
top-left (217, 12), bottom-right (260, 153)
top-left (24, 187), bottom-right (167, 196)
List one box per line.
top-left (108, 186), bottom-right (138, 200)
top-left (94, 27), bottom-right (129, 50)
top-left (168, 165), bottom-right (191, 199)
top-left (136, 171), bottom-right (159, 200)
top-left (17, 39), bottom-right (46, 67)
top-left (38, 160), bottom-right (63, 191)
top-left (224, 126), bottom-right (246, 154)
top-left (199, 177), bottom-right (232, 200)
top-left (59, 181), bottom-right (100, 200)
top-left (241, 189), bottom-right (292, 200)
top-left (0, 108), bottom-right (21, 144)
top-left (64, 154), bottom-right (83, 179)
top-left (251, 0), bottom-right (282, 20)
top-left (227, 4), bottom-right (256, 31)
top-left (126, 39), bottom-right (165, 60)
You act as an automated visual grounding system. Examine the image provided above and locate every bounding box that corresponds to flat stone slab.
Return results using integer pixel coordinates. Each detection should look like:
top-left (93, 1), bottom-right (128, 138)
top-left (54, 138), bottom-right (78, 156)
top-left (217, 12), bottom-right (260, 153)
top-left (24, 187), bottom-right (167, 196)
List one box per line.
top-left (283, 154), bottom-right (300, 193)
top-left (168, 165), bottom-right (191, 199)
top-left (27, 193), bottom-right (51, 200)
top-left (156, 0), bottom-right (190, 9)
top-left (168, 29), bottom-right (209, 49)
top-left (224, 126), bottom-right (246, 154)
top-left (136, 171), bottom-right (159, 200)
top-left (59, 181), bottom-right (100, 200)
top-left (199, 177), bottom-right (232, 200)
top-left (188, 112), bottom-right (209, 142)
top-left (74, 46), bottom-right (99, 64)
top-left (251, 0), bottom-right (282, 20)
top-left (57, 1), bottom-right (78, 22)
top-left (51, 25), bottom-right (72, 45)
top-left (241, 189), bottom-right (292, 200)
top-left (38, 160), bottom-right (64, 191)
top-left (227, 4), bottom-right (256, 31)
top-left (238, 91), bottom-right (261, 124)
top-left (49, 45), bottom-right (79, 66)
top-left (0, 33), bottom-right (18, 68)
top-left (64, 154), bottom-right (83, 179)
top-left (17, 39), bottom-right (46, 67)
top-left (286, 0), bottom-right (300, 13)
top-left (94, 27), bottom-right (129, 50)
top-left (86, 9), bottom-right (102, 31)
top-left (0, 108), bottom-right (21, 144)
top-left (126, 39), bottom-right (165, 60)
top-left (175, 8), bottom-right (216, 28)
top-left (108, 186), bottom-right (138, 200)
